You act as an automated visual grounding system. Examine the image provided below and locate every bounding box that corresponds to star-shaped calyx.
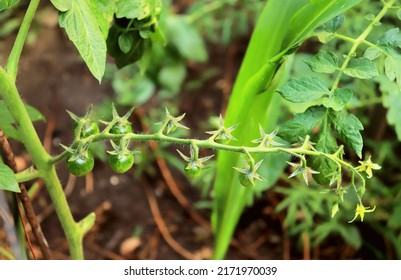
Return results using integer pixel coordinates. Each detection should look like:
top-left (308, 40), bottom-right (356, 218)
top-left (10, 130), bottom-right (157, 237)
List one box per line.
top-left (177, 144), bottom-right (214, 178)
top-left (160, 108), bottom-right (189, 135)
top-left (233, 156), bottom-right (265, 187)
top-left (206, 115), bottom-right (238, 144)
top-left (287, 161), bottom-right (319, 186)
top-left (252, 125), bottom-right (283, 148)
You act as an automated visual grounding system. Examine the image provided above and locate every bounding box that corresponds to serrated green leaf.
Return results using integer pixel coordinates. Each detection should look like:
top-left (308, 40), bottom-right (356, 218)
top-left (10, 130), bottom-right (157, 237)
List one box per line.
top-left (118, 33), bottom-right (134, 54)
top-left (0, 162), bottom-right (20, 193)
top-left (115, 0), bottom-right (162, 20)
top-left (378, 28), bottom-right (401, 48)
top-left (59, 0), bottom-right (107, 82)
top-left (331, 111), bottom-right (364, 158)
top-left (165, 15), bottom-right (207, 62)
top-left (50, 0), bottom-right (71, 12)
top-left (278, 106), bottom-right (327, 143)
top-left (276, 76), bottom-right (329, 103)
top-left (310, 113), bottom-right (338, 185)
top-left (384, 56), bottom-right (401, 89)
top-left (305, 50), bottom-right (338, 73)
top-left (89, 0), bottom-right (113, 39)
top-left (343, 57), bottom-right (378, 79)
top-left (363, 47), bottom-right (381, 60)
top-left (323, 88), bottom-right (353, 111)
top-left (0, 0), bottom-right (19, 12)
top-left (324, 15), bottom-right (345, 33)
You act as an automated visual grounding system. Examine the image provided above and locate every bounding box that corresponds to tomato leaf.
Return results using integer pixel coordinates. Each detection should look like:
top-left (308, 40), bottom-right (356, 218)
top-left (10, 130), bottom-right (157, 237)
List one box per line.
top-left (59, 0), bottom-right (107, 82)
top-left (322, 88), bottom-right (353, 111)
top-left (0, 0), bottom-right (19, 12)
top-left (364, 47), bottom-right (382, 61)
top-left (310, 114), bottom-right (338, 185)
top-left (278, 106), bottom-right (327, 143)
top-left (115, 0), bottom-right (162, 20)
top-left (276, 76), bottom-right (329, 103)
top-left (343, 57), bottom-right (378, 79)
top-left (324, 15), bottom-right (345, 33)
top-left (0, 162), bottom-right (20, 193)
top-left (305, 50), bottom-right (338, 74)
top-left (50, 0), bottom-right (71, 12)
top-left (331, 111), bottom-right (364, 158)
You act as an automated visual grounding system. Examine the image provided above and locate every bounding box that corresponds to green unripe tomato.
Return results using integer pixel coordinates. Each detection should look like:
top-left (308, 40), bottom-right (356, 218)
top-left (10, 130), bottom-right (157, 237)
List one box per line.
top-left (108, 153), bottom-right (134, 174)
top-left (110, 122), bottom-right (132, 135)
top-left (66, 152), bottom-right (95, 177)
top-left (238, 173), bottom-right (254, 188)
top-left (216, 134), bottom-right (231, 144)
top-left (185, 164), bottom-right (202, 179)
top-left (73, 121), bottom-right (100, 138)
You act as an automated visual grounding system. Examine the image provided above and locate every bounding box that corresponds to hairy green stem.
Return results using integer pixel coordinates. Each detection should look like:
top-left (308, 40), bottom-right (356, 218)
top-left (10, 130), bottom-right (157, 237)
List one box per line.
top-left (52, 130), bottom-right (365, 189)
top-left (0, 68), bottom-right (84, 259)
top-left (330, 0), bottom-right (396, 93)
top-left (5, 0), bottom-right (40, 81)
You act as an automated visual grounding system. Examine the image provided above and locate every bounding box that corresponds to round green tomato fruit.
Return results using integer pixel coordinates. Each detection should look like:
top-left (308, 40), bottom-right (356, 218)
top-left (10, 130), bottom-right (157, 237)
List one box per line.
top-left (110, 122), bottom-right (132, 135)
top-left (185, 164), bottom-right (202, 179)
top-left (66, 152), bottom-right (95, 177)
top-left (109, 153), bottom-right (134, 174)
top-left (216, 134), bottom-right (231, 144)
top-left (239, 173), bottom-right (254, 188)
top-left (73, 121), bottom-right (100, 138)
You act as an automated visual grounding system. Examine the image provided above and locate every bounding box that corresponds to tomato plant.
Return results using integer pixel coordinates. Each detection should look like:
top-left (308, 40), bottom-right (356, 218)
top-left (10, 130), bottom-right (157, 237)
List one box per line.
top-left (0, 0), bottom-right (399, 262)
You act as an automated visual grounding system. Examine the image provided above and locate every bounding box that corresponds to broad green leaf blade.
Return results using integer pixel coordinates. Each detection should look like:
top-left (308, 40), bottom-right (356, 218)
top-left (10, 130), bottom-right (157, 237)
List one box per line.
top-left (304, 50), bottom-right (338, 73)
top-left (384, 56), bottom-right (401, 89)
top-left (0, 0), bottom-right (19, 12)
top-left (0, 162), bottom-right (20, 193)
top-left (378, 28), bottom-right (401, 48)
top-left (276, 76), bottom-right (329, 103)
top-left (343, 57), bottom-right (378, 79)
top-left (331, 111), bottom-right (364, 158)
top-left (324, 15), bottom-right (345, 33)
top-left (278, 106), bottom-right (327, 143)
top-left (97, 0), bottom-right (116, 24)
top-left (364, 47), bottom-right (382, 60)
top-left (59, 0), bottom-right (107, 82)
top-left (165, 15), bottom-right (207, 62)
top-left (310, 112), bottom-right (338, 185)
top-left (115, 0), bottom-right (162, 20)
top-left (283, 0), bottom-right (363, 48)
top-left (50, 0), bottom-right (71, 12)
top-left (323, 88), bottom-right (353, 111)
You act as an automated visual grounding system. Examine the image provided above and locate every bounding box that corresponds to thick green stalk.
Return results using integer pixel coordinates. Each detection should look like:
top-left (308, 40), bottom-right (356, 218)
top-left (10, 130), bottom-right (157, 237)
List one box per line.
top-left (0, 68), bottom-right (84, 259)
top-left (6, 0), bottom-right (41, 80)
